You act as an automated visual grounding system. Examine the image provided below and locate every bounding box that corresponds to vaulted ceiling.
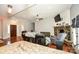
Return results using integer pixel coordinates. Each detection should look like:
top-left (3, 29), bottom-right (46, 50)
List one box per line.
top-left (0, 4), bottom-right (72, 20)
top-left (0, 4), bottom-right (33, 17)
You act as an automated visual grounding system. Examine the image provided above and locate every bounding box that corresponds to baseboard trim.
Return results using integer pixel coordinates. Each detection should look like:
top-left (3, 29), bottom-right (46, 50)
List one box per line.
top-left (0, 38), bottom-right (3, 40)
top-left (3, 36), bottom-right (23, 41)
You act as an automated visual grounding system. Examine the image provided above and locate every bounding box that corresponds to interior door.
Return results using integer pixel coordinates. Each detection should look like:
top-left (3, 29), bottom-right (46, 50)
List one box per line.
top-left (10, 25), bottom-right (17, 43)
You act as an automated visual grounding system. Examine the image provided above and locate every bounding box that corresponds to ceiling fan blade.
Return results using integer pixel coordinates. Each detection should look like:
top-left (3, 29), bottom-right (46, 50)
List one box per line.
top-left (39, 18), bottom-right (43, 20)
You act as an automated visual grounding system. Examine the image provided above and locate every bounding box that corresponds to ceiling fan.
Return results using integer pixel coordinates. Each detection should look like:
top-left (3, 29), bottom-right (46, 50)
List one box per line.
top-left (35, 14), bottom-right (43, 21)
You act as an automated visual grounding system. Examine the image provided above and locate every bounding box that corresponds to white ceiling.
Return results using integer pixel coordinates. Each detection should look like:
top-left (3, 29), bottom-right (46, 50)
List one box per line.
top-left (0, 4), bottom-right (72, 20)
top-left (0, 4), bottom-right (33, 17)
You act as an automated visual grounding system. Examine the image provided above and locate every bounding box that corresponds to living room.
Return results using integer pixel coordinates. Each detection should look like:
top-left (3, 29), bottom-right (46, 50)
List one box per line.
top-left (0, 4), bottom-right (79, 54)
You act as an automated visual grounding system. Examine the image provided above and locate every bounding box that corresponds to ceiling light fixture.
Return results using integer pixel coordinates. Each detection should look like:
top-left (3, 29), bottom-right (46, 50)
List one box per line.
top-left (8, 5), bottom-right (12, 14)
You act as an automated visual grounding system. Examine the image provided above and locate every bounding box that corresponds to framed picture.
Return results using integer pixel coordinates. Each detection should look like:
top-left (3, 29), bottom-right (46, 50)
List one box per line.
top-left (72, 18), bottom-right (76, 28)
top-left (76, 15), bottom-right (79, 28)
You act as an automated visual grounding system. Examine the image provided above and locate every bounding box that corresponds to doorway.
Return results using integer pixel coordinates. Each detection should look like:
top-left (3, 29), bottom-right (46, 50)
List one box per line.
top-left (10, 25), bottom-right (17, 43)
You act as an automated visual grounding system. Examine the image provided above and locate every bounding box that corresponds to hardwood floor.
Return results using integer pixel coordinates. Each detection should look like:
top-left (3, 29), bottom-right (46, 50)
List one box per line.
top-left (0, 36), bottom-right (23, 46)
top-left (49, 43), bottom-right (74, 53)
top-left (0, 39), bottom-right (5, 47)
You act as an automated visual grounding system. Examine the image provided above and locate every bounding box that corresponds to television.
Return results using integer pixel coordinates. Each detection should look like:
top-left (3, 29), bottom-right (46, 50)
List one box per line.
top-left (54, 14), bottom-right (61, 22)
